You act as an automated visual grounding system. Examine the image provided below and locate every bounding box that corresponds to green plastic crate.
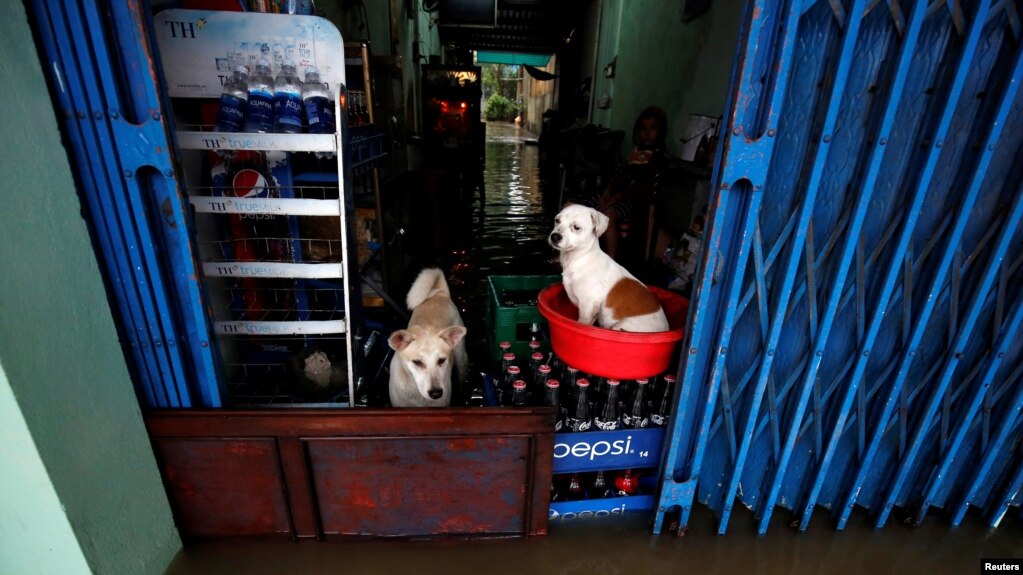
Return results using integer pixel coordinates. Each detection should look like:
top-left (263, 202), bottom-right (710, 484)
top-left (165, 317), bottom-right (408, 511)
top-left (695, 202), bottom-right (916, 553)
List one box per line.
top-left (486, 275), bottom-right (561, 362)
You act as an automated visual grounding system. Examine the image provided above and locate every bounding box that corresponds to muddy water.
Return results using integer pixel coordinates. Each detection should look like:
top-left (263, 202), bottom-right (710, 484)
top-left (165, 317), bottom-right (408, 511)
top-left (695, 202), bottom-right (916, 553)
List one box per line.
top-left (165, 510), bottom-right (1021, 574)
top-left (443, 122), bottom-right (559, 368)
top-left (164, 123), bottom-right (1021, 574)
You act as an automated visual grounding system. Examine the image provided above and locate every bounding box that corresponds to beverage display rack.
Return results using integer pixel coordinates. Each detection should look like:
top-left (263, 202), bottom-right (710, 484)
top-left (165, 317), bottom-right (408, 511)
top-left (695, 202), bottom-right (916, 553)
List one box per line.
top-left (155, 10), bottom-right (360, 407)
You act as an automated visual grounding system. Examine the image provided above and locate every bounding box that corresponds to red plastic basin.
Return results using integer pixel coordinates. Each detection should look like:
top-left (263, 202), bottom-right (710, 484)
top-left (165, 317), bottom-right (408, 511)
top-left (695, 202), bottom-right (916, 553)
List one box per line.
top-left (537, 283), bottom-right (689, 379)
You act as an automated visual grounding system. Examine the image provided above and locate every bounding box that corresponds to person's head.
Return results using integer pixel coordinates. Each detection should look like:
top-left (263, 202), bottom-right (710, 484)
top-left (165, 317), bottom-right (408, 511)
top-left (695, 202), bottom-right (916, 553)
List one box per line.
top-left (633, 106), bottom-right (668, 151)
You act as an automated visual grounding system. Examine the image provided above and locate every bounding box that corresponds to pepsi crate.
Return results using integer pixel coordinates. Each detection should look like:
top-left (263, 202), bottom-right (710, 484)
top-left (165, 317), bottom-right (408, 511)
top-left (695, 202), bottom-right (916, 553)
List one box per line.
top-left (552, 427), bottom-right (665, 474)
top-left (486, 275), bottom-right (561, 361)
top-left (549, 494), bottom-right (655, 524)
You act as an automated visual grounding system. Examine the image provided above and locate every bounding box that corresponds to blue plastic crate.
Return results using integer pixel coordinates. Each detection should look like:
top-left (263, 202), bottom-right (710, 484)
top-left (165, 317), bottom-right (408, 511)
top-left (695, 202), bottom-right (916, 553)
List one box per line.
top-left (553, 427), bottom-right (665, 474)
top-left (549, 494), bottom-right (655, 524)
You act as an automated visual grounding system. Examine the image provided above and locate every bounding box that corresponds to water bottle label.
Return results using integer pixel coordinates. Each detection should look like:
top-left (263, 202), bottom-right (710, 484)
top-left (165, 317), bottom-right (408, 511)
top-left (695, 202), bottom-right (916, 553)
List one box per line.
top-left (216, 95), bottom-right (246, 132)
top-left (245, 92), bottom-right (275, 131)
top-left (304, 97), bottom-right (329, 133)
top-left (275, 93), bottom-right (303, 130)
top-left (593, 417), bottom-right (620, 431)
top-left (565, 417), bottom-right (591, 432)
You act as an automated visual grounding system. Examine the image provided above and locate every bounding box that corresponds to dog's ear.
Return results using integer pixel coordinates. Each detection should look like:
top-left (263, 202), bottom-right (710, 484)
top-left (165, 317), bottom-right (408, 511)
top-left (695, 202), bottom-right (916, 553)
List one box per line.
top-left (438, 325), bottom-right (467, 348)
top-left (388, 329), bottom-right (415, 352)
top-left (591, 208), bottom-right (610, 237)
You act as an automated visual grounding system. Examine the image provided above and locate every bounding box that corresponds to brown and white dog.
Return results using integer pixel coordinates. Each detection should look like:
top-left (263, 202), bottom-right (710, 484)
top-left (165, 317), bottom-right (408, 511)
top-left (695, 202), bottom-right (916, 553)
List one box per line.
top-left (549, 204), bottom-right (669, 332)
top-left (388, 268), bottom-right (468, 407)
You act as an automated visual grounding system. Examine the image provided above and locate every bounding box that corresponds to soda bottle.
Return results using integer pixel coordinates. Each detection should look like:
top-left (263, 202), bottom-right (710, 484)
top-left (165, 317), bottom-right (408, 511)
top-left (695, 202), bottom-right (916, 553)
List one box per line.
top-left (564, 378), bottom-right (592, 432)
top-left (594, 379), bottom-right (621, 431)
top-left (550, 477), bottom-right (562, 502)
top-left (566, 473), bottom-right (586, 501)
top-left (502, 365), bottom-right (521, 406)
top-left (562, 366), bottom-right (580, 418)
top-left (528, 352), bottom-right (544, 388)
top-left (614, 469), bottom-right (640, 496)
top-left (273, 60), bottom-right (303, 133)
top-left (500, 351), bottom-right (517, 375)
top-left (543, 379), bottom-right (561, 431)
top-left (215, 65), bottom-right (249, 133)
top-left (243, 59), bottom-right (275, 132)
top-left (528, 337), bottom-right (542, 356)
top-left (591, 470), bottom-right (612, 498)
top-left (510, 380), bottom-right (528, 407)
top-left (536, 364), bottom-right (552, 399)
top-left (651, 374), bottom-right (677, 427)
top-left (621, 378), bottom-right (650, 429)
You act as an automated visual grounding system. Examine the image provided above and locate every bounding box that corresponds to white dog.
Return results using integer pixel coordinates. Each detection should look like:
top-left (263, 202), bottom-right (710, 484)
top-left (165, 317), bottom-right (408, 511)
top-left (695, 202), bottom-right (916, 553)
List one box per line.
top-left (388, 268), bottom-right (468, 407)
top-left (549, 204), bottom-right (669, 332)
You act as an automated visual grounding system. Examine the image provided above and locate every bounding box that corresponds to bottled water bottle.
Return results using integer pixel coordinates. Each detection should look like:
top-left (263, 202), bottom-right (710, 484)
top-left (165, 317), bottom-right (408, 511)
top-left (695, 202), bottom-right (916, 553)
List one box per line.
top-left (243, 59), bottom-right (275, 133)
top-left (215, 65), bottom-right (249, 132)
top-left (273, 60), bottom-right (303, 133)
top-left (302, 67), bottom-right (332, 134)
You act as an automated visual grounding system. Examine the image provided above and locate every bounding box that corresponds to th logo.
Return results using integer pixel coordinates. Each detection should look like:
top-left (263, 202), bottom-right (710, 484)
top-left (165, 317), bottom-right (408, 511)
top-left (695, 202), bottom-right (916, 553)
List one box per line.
top-left (164, 20), bottom-right (196, 39)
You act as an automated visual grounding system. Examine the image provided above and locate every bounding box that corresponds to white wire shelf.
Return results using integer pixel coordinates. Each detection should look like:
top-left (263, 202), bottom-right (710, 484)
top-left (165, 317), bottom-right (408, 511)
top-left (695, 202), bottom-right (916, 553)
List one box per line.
top-left (190, 196), bottom-right (341, 216)
top-left (176, 127), bottom-right (337, 153)
top-left (215, 320), bottom-right (346, 335)
top-left (203, 261), bottom-right (343, 279)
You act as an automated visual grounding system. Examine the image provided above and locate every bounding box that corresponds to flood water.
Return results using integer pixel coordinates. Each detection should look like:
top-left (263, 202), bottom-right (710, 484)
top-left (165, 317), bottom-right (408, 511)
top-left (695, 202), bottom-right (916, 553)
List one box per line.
top-left (165, 122), bottom-right (1021, 574)
top-left (166, 509), bottom-right (1022, 574)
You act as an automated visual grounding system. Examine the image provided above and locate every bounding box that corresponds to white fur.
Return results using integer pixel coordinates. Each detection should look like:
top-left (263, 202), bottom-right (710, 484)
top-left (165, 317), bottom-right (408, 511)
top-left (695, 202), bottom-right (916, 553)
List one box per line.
top-left (548, 204), bottom-right (669, 332)
top-left (388, 268), bottom-right (468, 407)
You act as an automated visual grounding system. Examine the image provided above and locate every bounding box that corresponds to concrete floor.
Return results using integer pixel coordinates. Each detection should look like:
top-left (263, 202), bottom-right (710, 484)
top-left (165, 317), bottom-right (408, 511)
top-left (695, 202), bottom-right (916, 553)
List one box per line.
top-left (165, 123), bottom-right (1022, 574)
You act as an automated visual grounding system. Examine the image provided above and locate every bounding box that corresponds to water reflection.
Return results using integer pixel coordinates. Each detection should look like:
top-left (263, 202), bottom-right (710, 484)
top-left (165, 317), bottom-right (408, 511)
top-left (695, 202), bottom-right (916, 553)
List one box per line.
top-left (445, 122), bottom-right (559, 367)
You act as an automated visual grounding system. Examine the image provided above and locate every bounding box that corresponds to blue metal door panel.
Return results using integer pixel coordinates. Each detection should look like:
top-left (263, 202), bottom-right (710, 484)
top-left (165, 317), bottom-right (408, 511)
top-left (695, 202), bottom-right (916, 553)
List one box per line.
top-left (29, 0), bottom-right (222, 407)
top-left (656, 0), bottom-right (1023, 534)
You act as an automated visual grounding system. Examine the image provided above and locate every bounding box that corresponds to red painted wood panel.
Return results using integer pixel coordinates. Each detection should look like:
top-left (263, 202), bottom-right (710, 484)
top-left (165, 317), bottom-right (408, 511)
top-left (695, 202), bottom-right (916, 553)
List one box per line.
top-left (145, 409), bottom-right (554, 539)
top-left (154, 438), bottom-right (292, 537)
top-left (307, 436), bottom-right (530, 536)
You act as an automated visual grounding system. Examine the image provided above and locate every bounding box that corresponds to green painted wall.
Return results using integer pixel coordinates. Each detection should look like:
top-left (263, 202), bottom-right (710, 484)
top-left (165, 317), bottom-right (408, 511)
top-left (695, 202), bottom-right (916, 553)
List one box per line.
top-left (0, 4), bottom-right (180, 575)
top-left (0, 365), bottom-right (92, 575)
top-left (589, 0), bottom-right (744, 157)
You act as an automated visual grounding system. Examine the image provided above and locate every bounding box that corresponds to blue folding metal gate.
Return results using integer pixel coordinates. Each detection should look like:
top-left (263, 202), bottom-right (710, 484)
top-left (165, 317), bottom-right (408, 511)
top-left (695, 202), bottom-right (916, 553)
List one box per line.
top-left (30, 0), bottom-right (222, 407)
top-left (656, 0), bottom-right (1023, 534)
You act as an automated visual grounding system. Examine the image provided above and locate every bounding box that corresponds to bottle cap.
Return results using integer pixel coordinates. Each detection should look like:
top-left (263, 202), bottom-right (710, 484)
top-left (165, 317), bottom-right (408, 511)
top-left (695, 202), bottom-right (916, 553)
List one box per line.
top-left (566, 366), bottom-right (579, 373)
top-left (545, 379), bottom-right (560, 389)
top-left (499, 341), bottom-right (512, 349)
top-left (528, 340), bottom-right (541, 349)
top-left (234, 64), bottom-right (250, 75)
top-left (513, 380), bottom-right (527, 390)
top-left (502, 352), bottom-right (515, 361)
top-left (256, 58), bottom-right (271, 69)
top-left (531, 352), bottom-right (544, 361)
top-left (664, 374), bottom-right (677, 383)
top-left (636, 378), bottom-right (649, 385)
top-left (538, 364), bottom-right (552, 374)
top-left (576, 378), bottom-right (590, 387)
top-left (281, 59), bottom-right (297, 70)
top-left (305, 65), bottom-right (319, 76)
top-left (507, 366), bottom-right (521, 375)
top-left (607, 379), bottom-right (620, 386)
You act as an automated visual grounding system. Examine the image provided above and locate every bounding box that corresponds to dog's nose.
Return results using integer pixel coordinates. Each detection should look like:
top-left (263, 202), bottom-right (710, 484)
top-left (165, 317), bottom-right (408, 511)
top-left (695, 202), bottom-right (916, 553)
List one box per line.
top-left (550, 233), bottom-right (562, 245)
top-left (428, 388), bottom-right (443, 400)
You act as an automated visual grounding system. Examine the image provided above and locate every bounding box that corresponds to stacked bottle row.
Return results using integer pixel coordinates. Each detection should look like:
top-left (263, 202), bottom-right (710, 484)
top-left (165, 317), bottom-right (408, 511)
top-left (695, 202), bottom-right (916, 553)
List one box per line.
top-left (346, 90), bottom-right (371, 126)
top-left (215, 59), bottom-right (336, 135)
top-left (492, 339), bottom-right (677, 432)
top-left (551, 469), bottom-right (648, 502)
